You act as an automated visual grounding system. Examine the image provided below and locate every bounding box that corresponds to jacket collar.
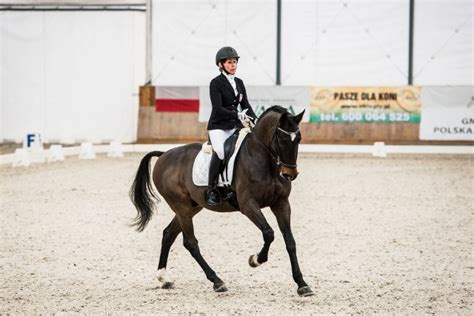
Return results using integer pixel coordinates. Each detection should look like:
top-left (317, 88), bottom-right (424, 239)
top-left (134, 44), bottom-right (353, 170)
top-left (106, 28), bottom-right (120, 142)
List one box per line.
top-left (222, 72), bottom-right (235, 81)
top-left (219, 73), bottom-right (241, 94)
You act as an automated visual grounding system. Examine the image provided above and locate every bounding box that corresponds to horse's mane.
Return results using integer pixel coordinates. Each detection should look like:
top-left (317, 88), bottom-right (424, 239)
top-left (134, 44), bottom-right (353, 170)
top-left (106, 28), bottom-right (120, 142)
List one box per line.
top-left (252, 106), bottom-right (289, 144)
top-left (258, 105), bottom-right (289, 121)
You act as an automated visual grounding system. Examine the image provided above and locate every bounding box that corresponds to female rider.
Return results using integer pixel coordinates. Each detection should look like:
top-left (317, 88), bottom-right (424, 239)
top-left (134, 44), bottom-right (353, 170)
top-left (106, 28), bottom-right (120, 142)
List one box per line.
top-left (206, 46), bottom-right (257, 205)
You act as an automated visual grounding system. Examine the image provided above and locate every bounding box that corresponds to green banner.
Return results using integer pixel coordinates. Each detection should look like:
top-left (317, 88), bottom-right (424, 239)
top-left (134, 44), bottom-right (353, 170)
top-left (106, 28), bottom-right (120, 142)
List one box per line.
top-left (310, 86), bottom-right (422, 123)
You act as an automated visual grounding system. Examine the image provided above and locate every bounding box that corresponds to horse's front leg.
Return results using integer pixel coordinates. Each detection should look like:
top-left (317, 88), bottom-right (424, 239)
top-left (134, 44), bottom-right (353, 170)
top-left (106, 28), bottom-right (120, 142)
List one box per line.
top-left (240, 200), bottom-right (275, 267)
top-left (271, 200), bottom-right (314, 297)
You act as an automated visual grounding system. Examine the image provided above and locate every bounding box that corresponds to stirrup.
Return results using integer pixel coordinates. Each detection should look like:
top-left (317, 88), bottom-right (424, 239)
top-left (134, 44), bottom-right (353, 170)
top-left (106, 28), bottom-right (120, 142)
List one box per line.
top-left (206, 188), bottom-right (221, 206)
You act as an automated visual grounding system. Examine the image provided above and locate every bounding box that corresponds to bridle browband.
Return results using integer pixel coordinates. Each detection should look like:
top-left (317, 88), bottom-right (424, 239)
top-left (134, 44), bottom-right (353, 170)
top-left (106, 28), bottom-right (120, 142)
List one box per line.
top-left (277, 127), bottom-right (299, 142)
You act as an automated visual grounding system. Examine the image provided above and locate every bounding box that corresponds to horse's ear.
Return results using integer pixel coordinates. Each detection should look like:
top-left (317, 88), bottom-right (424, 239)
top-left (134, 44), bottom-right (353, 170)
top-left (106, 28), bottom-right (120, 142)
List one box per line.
top-left (294, 110), bottom-right (305, 124)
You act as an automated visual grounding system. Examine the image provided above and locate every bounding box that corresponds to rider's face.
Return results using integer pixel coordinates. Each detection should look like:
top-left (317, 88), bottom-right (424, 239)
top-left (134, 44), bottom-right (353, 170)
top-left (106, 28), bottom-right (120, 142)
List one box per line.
top-left (222, 58), bottom-right (238, 74)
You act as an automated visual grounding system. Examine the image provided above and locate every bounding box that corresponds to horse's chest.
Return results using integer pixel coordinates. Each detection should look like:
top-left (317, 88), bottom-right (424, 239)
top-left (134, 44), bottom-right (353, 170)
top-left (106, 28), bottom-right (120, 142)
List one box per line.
top-left (253, 180), bottom-right (289, 206)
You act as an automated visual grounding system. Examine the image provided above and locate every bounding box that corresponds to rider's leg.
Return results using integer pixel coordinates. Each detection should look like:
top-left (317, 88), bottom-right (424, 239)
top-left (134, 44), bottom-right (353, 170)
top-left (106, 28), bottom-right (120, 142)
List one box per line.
top-left (206, 151), bottom-right (222, 205)
top-left (206, 129), bottom-right (235, 206)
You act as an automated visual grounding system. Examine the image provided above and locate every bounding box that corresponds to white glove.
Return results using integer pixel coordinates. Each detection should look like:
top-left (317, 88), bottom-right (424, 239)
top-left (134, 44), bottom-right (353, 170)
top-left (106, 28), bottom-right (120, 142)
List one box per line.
top-left (237, 112), bottom-right (248, 121)
top-left (237, 109), bottom-right (251, 121)
top-left (238, 109), bottom-right (256, 128)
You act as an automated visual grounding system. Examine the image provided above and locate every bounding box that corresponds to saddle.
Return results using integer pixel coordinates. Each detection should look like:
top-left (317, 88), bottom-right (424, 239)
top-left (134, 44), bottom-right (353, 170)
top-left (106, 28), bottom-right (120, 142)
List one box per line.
top-left (192, 128), bottom-right (251, 188)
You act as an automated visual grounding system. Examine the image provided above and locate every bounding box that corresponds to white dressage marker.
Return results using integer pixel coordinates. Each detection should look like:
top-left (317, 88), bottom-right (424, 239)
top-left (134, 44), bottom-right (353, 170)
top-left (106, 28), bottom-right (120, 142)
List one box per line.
top-left (30, 149), bottom-right (46, 163)
top-left (79, 142), bottom-right (96, 159)
top-left (47, 145), bottom-right (65, 162)
top-left (107, 141), bottom-right (124, 158)
top-left (22, 132), bottom-right (45, 163)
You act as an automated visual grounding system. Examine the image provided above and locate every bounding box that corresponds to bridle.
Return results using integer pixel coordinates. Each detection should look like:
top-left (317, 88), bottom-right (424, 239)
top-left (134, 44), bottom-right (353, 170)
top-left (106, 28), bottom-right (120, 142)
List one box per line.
top-left (266, 126), bottom-right (300, 169)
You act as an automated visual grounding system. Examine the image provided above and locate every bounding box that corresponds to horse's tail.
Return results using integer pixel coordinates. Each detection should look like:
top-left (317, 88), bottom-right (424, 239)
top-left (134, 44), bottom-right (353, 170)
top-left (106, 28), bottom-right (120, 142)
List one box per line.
top-left (130, 151), bottom-right (164, 232)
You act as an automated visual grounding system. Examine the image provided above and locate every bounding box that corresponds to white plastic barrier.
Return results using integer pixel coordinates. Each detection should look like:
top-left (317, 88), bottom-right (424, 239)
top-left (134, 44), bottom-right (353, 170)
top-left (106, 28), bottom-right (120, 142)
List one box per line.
top-left (47, 145), bottom-right (65, 162)
top-left (12, 148), bottom-right (31, 167)
top-left (108, 141), bottom-right (124, 158)
top-left (79, 142), bottom-right (96, 160)
top-left (1, 144), bottom-right (473, 167)
top-left (372, 142), bottom-right (387, 158)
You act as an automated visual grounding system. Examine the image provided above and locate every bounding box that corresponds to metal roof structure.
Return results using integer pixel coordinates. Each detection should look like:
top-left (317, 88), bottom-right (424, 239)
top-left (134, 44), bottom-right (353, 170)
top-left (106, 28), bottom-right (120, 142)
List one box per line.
top-left (0, 0), bottom-right (146, 10)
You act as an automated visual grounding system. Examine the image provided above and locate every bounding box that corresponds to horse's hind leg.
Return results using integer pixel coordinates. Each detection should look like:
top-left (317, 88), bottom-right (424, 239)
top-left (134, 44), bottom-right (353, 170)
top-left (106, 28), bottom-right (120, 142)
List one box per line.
top-left (156, 216), bottom-right (181, 289)
top-left (177, 214), bottom-right (228, 292)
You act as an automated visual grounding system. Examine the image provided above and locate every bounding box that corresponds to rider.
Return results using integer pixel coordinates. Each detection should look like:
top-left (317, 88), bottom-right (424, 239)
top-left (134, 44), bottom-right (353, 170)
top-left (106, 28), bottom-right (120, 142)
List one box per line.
top-left (206, 46), bottom-right (257, 206)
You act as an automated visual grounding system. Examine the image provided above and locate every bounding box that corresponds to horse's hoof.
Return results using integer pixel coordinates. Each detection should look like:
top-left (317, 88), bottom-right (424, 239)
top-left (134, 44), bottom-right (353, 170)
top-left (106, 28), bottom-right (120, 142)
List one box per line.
top-left (213, 283), bottom-right (228, 292)
top-left (248, 254), bottom-right (261, 268)
top-left (297, 286), bottom-right (314, 297)
top-left (161, 281), bottom-right (175, 289)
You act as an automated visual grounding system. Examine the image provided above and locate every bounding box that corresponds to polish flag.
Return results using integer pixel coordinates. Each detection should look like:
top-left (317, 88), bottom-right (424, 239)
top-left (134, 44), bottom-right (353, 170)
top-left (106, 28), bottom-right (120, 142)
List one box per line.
top-left (155, 86), bottom-right (199, 112)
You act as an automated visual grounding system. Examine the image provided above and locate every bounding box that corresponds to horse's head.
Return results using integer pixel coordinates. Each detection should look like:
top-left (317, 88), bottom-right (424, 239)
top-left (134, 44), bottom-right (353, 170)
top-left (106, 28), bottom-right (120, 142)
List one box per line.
top-left (254, 106), bottom-right (305, 181)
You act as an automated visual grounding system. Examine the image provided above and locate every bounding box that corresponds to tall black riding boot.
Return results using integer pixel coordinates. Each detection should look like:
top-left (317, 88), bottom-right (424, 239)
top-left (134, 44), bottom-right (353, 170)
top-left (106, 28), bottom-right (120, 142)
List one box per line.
top-left (206, 152), bottom-right (222, 206)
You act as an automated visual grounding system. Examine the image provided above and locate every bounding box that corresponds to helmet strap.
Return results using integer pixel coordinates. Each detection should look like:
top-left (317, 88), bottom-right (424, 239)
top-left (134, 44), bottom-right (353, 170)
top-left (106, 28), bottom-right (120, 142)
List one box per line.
top-left (219, 59), bottom-right (231, 74)
top-left (222, 68), bottom-right (231, 75)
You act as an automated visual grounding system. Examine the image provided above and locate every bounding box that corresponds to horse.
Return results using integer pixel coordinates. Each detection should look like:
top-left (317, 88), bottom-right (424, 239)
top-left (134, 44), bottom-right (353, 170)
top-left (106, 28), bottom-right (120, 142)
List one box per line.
top-left (130, 105), bottom-right (314, 296)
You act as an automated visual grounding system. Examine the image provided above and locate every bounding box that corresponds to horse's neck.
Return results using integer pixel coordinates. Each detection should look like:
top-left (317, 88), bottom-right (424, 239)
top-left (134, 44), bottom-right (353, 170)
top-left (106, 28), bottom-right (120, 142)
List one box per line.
top-left (252, 114), bottom-right (279, 146)
top-left (245, 130), bottom-right (277, 169)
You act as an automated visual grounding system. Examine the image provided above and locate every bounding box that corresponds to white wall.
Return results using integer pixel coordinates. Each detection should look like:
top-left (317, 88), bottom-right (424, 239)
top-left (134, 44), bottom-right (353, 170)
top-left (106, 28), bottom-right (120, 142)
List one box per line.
top-left (152, 0), bottom-right (410, 86)
top-left (0, 10), bottom-right (145, 143)
top-left (281, 0), bottom-right (409, 85)
top-left (151, 0), bottom-right (472, 87)
top-left (413, 0), bottom-right (473, 85)
top-left (152, 0), bottom-right (277, 86)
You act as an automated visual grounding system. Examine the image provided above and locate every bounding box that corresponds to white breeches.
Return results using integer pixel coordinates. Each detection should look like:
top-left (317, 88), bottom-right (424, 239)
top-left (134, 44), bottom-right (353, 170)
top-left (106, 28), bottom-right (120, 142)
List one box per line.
top-left (208, 128), bottom-right (236, 160)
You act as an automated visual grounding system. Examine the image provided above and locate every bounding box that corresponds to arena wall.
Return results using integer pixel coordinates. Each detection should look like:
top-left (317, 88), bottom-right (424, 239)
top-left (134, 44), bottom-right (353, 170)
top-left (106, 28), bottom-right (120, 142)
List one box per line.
top-left (137, 106), bottom-right (472, 145)
top-left (137, 84), bottom-right (473, 145)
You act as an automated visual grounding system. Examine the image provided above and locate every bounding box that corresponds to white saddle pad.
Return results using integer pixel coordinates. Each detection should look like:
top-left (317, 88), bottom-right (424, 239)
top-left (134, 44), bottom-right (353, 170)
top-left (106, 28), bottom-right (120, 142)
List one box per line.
top-left (192, 128), bottom-right (251, 187)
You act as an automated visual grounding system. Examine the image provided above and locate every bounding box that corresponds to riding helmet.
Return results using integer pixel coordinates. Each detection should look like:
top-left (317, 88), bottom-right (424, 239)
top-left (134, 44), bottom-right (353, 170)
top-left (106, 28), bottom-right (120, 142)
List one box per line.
top-left (215, 46), bottom-right (240, 66)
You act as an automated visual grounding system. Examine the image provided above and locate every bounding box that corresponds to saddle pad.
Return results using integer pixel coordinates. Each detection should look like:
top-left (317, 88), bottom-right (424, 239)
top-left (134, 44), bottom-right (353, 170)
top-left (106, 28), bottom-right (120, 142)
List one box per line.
top-left (192, 128), bottom-right (251, 187)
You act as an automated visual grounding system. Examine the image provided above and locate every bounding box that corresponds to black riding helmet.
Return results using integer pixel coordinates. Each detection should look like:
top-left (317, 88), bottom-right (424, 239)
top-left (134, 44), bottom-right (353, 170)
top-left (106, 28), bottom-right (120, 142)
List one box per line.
top-left (215, 46), bottom-right (240, 66)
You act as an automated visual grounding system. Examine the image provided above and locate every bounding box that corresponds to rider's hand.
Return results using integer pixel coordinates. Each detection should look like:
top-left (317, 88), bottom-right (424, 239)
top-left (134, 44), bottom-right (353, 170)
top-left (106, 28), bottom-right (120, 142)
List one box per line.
top-left (237, 112), bottom-right (248, 121)
top-left (238, 112), bottom-right (253, 122)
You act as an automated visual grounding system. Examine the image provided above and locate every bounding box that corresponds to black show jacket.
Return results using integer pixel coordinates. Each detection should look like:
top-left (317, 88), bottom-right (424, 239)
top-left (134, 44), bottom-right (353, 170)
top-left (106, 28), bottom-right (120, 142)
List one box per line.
top-left (207, 73), bottom-right (257, 130)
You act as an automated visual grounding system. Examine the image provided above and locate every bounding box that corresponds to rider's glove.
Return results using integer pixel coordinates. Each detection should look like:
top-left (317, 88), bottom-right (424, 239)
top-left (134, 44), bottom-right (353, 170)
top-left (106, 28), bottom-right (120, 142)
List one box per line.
top-left (237, 111), bottom-right (248, 121)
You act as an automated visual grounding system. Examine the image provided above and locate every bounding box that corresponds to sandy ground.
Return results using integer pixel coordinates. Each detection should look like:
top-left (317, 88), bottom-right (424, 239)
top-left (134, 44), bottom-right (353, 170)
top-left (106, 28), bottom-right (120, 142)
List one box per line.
top-left (1, 152), bottom-right (473, 314)
top-left (0, 143), bottom-right (21, 155)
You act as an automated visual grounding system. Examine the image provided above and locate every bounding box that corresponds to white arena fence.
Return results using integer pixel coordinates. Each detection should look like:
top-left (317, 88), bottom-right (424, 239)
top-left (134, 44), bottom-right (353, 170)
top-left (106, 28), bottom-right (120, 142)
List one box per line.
top-left (1, 143), bottom-right (472, 167)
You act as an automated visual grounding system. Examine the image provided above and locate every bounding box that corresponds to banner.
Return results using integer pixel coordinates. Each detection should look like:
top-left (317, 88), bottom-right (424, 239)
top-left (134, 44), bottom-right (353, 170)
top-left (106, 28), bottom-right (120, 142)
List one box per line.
top-left (155, 87), bottom-right (199, 112)
top-left (309, 86), bottom-right (422, 123)
top-left (199, 86), bottom-right (309, 122)
top-left (419, 86), bottom-right (474, 141)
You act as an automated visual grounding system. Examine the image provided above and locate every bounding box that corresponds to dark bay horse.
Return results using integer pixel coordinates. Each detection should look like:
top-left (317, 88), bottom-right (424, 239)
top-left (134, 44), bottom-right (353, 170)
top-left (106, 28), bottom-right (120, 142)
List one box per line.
top-left (130, 106), bottom-right (314, 296)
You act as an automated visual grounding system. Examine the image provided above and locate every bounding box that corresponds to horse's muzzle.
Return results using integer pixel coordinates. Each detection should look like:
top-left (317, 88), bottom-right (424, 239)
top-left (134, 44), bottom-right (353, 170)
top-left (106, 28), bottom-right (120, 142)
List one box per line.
top-left (281, 166), bottom-right (299, 181)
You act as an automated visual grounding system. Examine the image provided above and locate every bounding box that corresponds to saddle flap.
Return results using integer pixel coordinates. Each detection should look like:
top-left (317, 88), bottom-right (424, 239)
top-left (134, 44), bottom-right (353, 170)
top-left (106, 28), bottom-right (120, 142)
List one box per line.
top-left (223, 129), bottom-right (240, 167)
top-left (192, 128), bottom-right (251, 187)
